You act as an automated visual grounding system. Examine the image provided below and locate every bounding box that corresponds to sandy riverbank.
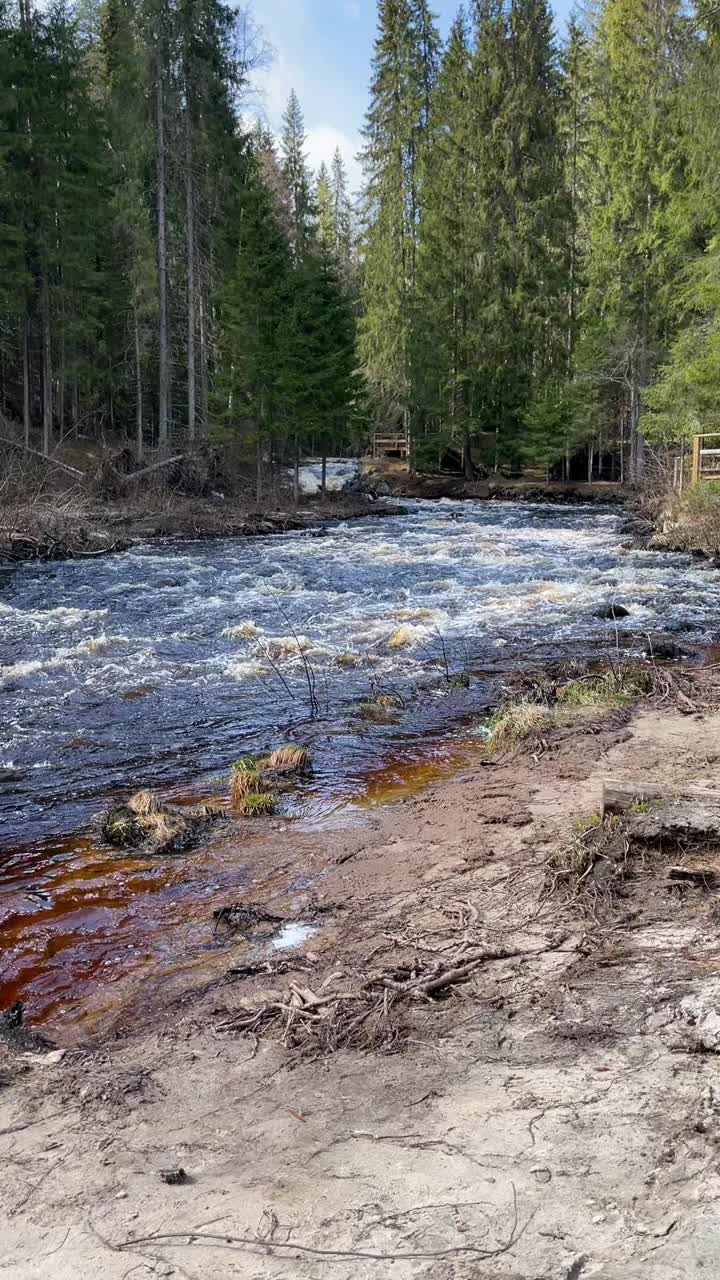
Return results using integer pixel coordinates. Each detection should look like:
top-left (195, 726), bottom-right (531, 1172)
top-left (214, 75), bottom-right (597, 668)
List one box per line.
top-left (3, 666), bottom-right (720, 1278)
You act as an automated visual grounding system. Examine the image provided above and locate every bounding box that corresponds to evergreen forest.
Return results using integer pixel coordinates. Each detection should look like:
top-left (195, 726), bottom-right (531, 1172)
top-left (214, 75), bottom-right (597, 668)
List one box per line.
top-left (1, 0), bottom-right (720, 484)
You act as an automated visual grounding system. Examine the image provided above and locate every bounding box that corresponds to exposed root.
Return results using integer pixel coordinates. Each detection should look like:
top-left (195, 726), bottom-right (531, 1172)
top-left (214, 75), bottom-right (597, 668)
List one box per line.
top-left (217, 941), bottom-right (564, 1055)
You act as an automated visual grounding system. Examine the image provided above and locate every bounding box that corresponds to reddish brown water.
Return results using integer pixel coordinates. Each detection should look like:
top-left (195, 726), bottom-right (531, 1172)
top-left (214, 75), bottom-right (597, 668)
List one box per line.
top-left (0, 740), bottom-right (487, 1041)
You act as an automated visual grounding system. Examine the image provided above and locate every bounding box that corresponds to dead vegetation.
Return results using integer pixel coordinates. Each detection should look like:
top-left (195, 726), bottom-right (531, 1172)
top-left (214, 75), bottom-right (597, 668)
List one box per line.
top-left (216, 935), bottom-right (567, 1055)
top-left (485, 659), bottom-right (710, 755)
top-left (547, 790), bottom-right (720, 915)
top-left (101, 789), bottom-right (219, 855)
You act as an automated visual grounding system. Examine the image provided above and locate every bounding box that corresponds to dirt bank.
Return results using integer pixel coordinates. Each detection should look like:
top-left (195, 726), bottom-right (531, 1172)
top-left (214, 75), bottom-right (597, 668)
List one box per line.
top-left (0, 494), bottom-right (407, 564)
top-left (3, 669), bottom-right (720, 1278)
top-left (363, 462), bottom-right (626, 505)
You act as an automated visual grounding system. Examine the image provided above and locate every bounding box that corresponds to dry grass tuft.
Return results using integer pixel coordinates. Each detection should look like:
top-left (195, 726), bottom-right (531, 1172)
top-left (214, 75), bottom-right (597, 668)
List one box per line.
top-left (486, 702), bottom-right (557, 752)
top-left (387, 625), bottom-right (414, 649)
top-left (265, 744), bottom-right (310, 774)
top-left (127, 789), bottom-right (165, 817)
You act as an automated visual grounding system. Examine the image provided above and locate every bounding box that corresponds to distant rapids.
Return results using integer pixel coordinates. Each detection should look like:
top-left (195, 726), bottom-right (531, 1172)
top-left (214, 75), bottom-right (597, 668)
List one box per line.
top-left (1, 496), bottom-right (718, 841)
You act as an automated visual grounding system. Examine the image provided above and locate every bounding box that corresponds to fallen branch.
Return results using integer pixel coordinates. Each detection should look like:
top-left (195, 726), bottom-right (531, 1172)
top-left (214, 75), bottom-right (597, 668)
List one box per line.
top-left (114, 1183), bottom-right (529, 1262)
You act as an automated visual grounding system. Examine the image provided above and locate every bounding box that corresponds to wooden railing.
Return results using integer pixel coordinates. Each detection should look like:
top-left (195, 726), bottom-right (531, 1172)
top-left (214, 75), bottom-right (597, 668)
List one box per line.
top-left (691, 433), bottom-right (720, 486)
top-left (373, 431), bottom-right (409, 461)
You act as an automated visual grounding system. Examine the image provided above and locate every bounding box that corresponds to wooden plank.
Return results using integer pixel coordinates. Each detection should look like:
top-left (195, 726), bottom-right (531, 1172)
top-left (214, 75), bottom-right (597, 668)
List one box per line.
top-left (602, 779), bottom-right (720, 817)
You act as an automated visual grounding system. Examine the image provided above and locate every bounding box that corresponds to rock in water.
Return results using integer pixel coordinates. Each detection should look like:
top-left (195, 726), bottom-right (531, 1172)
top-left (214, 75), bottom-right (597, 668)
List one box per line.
top-left (594, 603), bottom-right (630, 620)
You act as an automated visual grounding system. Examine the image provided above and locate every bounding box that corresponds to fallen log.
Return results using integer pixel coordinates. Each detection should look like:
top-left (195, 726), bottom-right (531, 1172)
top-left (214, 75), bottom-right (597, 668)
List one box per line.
top-left (602, 779), bottom-right (720, 817)
top-left (0, 433), bottom-right (86, 478)
top-left (115, 454), bottom-right (185, 485)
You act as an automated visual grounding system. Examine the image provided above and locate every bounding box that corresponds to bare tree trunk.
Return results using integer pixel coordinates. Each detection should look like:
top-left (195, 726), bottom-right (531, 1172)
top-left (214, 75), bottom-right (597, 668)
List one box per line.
top-left (463, 423), bottom-right (473, 479)
top-left (321, 453), bottom-right (327, 497)
top-left (185, 111), bottom-right (196, 447)
top-left (255, 431), bottom-right (262, 507)
top-left (293, 437), bottom-right (300, 508)
top-left (22, 313), bottom-right (31, 448)
top-left (40, 274), bottom-right (51, 457)
top-left (587, 440), bottom-right (594, 484)
top-left (199, 288), bottom-right (209, 435)
top-left (133, 302), bottom-right (143, 462)
top-left (156, 64), bottom-right (169, 450)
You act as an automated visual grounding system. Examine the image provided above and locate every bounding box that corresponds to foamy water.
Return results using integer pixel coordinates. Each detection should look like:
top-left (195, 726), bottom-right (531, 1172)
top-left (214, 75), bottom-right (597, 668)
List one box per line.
top-left (0, 497), bottom-right (717, 839)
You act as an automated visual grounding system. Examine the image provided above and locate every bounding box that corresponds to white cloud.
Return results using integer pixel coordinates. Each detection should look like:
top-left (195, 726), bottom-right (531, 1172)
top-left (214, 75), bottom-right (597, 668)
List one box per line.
top-left (306, 125), bottom-right (363, 195)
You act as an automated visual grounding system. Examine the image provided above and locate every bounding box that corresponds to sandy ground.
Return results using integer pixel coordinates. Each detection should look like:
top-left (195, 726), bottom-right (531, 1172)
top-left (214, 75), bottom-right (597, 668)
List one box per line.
top-left (3, 692), bottom-right (720, 1280)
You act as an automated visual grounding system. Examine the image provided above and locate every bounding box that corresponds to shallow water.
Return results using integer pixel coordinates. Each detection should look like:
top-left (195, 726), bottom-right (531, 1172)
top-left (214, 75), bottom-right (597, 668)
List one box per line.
top-left (1, 497), bottom-right (718, 1030)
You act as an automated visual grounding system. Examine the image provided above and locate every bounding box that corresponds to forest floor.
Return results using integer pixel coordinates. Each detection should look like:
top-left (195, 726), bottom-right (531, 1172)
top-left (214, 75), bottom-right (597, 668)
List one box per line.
top-left (3, 667), bottom-right (720, 1278)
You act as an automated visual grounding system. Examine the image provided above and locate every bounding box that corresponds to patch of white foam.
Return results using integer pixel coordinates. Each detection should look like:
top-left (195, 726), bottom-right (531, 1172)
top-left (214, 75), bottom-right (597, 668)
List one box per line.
top-left (271, 922), bottom-right (318, 951)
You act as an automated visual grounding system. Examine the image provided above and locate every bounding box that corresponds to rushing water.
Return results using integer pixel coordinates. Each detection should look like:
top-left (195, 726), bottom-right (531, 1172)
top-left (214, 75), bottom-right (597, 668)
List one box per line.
top-left (1, 498), bottom-right (719, 1031)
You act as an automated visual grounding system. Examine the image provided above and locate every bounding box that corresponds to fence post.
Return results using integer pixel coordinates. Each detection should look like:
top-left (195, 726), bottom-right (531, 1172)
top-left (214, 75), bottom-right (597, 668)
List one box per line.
top-left (691, 434), bottom-right (702, 487)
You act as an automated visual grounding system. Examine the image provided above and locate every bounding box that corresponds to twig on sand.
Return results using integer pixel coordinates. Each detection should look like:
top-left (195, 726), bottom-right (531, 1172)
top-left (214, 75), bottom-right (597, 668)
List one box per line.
top-left (114, 1182), bottom-right (531, 1263)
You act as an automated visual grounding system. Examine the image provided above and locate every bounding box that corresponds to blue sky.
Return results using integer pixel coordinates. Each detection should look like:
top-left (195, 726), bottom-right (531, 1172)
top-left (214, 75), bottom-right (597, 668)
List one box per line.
top-left (253, 0), bottom-right (574, 193)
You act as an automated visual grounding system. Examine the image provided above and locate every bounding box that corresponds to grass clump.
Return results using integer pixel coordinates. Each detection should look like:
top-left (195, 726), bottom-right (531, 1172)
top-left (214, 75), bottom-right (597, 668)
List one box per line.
top-left (263, 744), bottom-right (310, 774)
top-left (573, 813), bottom-right (602, 834)
top-left (234, 792), bottom-right (275, 817)
top-left (556, 667), bottom-right (652, 708)
top-left (356, 693), bottom-right (404, 721)
top-left (485, 702), bottom-right (556, 753)
top-left (101, 789), bottom-right (212, 855)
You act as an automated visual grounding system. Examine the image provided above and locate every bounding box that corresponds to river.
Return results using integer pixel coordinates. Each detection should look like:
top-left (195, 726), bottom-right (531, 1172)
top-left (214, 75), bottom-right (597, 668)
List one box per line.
top-left (1, 497), bottom-right (718, 1032)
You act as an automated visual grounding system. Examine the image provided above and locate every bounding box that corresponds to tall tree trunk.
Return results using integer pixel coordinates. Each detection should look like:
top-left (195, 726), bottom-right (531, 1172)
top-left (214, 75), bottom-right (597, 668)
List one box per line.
top-left (255, 430), bottom-right (262, 507)
top-left (22, 312), bottom-right (31, 448)
top-left (156, 64), bottom-right (169, 450)
top-left (293, 437), bottom-right (300, 508)
top-left (321, 453), bottom-right (327, 497)
top-left (199, 288), bottom-right (209, 435)
top-left (134, 302), bottom-right (143, 461)
top-left (185, 111), bottom-right (196, 447)
top-left (463, 423), bottom-right (473, 479)
top-left (40, 275), bottom-right (51, 457)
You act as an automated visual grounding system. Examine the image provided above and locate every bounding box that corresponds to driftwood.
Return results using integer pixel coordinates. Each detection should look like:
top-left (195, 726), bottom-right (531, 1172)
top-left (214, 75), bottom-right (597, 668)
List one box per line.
top-left (115, 454), bottom-right (185, 485)
top-left (0, 433), bottom-right (86, 478)
top-left (602, 779), bottom-right (720, 817)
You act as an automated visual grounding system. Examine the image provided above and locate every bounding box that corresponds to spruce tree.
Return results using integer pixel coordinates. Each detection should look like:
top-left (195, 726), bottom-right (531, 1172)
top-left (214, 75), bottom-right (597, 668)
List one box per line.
top-left (415, 11), bottom-right (476, 472)
top-left (281, 89), bottom-right (313, 261)
top-left (359, 0), bottom-right (440, 435)
top-left (581, 0), bottom-right (687, 481)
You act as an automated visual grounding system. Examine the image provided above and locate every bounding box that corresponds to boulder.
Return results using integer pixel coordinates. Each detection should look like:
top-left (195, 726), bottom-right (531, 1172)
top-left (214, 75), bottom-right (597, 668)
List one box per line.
top-left (594, 603), bottom-right (630, 620)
